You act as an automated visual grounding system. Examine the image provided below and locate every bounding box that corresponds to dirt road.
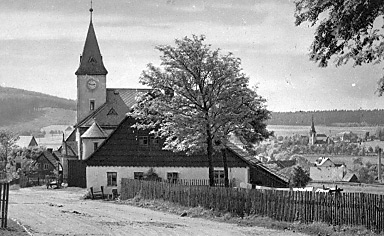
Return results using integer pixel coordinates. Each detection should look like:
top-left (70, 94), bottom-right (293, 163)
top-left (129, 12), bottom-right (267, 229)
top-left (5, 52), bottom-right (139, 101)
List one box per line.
top-left (8, 187), bottom-right (306, 236)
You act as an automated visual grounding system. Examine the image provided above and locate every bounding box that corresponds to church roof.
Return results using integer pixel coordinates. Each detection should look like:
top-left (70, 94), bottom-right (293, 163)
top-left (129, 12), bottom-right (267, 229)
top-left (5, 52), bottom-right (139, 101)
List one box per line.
top-left (81, 120), bottom-right (108, 139)
top-left (75, 88), bottom-right (150, 128)
top-left (75, 18), bottom-right (108, 75)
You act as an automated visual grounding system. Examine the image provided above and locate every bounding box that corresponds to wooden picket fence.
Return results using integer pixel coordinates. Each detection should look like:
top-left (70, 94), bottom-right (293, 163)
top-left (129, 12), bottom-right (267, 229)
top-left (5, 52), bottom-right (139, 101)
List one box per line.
top-left (0, 182), bottom-right (9, 228)
top-left (121, 179), bottom-right (384, 233)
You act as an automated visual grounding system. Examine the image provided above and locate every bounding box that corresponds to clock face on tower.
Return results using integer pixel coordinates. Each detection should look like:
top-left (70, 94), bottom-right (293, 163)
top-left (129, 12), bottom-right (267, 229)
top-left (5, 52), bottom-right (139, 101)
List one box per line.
top-left (86, 77), bottom-right (98, 90)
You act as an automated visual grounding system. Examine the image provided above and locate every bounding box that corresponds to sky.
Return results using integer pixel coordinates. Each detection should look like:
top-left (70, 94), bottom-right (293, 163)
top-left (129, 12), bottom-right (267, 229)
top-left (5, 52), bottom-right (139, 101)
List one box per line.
top-left (1, 0), bottom-right (384, 112)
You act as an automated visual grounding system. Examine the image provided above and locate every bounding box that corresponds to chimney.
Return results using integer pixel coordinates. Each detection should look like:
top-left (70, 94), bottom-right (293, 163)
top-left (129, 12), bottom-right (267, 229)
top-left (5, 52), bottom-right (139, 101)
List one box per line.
top-left (47, 148), bottom-right (53, 154)
top-left (378, 148), bottom-right (382, 183)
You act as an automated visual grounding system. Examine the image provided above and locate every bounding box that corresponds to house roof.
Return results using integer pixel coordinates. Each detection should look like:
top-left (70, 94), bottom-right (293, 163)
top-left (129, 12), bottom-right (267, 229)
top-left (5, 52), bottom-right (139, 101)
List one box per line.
top-left (75, 19), bottom-right (107, 75)
top-left (81, 120), bottom-right (108, 139)
top-left (268, 160), bottom-right (296, 169)
top-left (316, 134), bottom-right (327, 137)
top-left (75, 88), bottom-right (151, 128)
top-left (342, 173), bottom-right (358, 182)
top-left (62, 141), bottom-right (78, 156)
top-left (315, 157), bottom-right (334, 166)
top-left (225, 141), bottom-right (289, 183)
top-left (86, 116), bottom-right (248, 167)
top-left (15, 136), bottom-right (37, 148)
top-left (35, 151), bottom-right (61, 169)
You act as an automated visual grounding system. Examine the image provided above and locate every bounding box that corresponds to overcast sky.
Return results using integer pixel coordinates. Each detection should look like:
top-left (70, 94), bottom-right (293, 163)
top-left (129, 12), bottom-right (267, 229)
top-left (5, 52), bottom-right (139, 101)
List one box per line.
top-left (1, 0), bottom-right (384, 112)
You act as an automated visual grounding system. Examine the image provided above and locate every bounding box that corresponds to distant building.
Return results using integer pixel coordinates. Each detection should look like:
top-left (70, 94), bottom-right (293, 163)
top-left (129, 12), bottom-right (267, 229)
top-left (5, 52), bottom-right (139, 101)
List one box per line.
top-left (32, 150), bottom-right (63, 180)
top-left (336, 131), bottom-right (358, 143)
top-left (309, 116), bottom-right (329, 145)
top-left (310, 157), bottom-right (358, 182)
top-left (15, 136), bottom-right (38, 148)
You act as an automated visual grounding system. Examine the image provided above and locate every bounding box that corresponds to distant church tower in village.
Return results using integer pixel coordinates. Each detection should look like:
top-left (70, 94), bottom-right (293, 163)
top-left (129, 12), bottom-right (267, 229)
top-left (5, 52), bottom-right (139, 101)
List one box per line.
top-left (309, 115), bottom-right (317, 145)
top-left (75, 6), bottom-right (108, 123)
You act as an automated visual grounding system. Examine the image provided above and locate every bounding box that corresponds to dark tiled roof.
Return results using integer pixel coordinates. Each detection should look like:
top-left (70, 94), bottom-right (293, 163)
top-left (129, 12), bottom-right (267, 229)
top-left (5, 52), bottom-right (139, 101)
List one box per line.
top-left (75, 21), bottom-right (108, 75)
top-left (86, 116), bottom-right (248, 168)
top-left (109, 88), bottom-right (151, 108)
top-left (75, 88), bottom-right (151, 128)
top-left (224, 141), bottom-right (260, 165)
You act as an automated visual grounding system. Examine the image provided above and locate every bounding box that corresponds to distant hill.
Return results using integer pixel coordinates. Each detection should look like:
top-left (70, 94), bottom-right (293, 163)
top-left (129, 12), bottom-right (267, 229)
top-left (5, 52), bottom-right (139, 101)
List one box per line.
top-left (269, 110), bottom-right (384, 126)
top-left (0, 86), bottom-right (76, 133)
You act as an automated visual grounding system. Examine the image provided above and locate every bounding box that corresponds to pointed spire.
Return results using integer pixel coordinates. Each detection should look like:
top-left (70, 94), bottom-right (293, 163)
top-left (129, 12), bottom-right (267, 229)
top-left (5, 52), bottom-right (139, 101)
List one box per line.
top-left (90, 0), bottom-right (93, 22)
top-left (75, 4), bottom-right (108, 75)
top-left (310, 115), bottom-right (316, 134)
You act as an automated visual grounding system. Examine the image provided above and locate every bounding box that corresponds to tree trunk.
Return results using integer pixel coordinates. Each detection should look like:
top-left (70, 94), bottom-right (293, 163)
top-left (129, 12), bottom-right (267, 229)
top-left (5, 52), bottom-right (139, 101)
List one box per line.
top-left (221, 148), bottom-right (229, 187)
top-left (206, 127), bottom-right (215, 187)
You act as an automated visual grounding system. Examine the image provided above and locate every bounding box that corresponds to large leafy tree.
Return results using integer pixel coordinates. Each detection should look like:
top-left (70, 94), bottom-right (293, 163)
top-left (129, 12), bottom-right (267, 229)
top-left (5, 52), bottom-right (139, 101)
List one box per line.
top-left (294, 1), bottom-right (384, 94)
top-left (131, 35), bottom-right (271, 186)
top-left (0, 130), bottom-right (17, 162)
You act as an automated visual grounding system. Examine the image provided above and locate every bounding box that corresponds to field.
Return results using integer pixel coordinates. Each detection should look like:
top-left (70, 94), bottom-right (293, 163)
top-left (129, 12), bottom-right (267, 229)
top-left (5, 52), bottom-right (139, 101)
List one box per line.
top-left (268, 125), bottom-right (377, 137)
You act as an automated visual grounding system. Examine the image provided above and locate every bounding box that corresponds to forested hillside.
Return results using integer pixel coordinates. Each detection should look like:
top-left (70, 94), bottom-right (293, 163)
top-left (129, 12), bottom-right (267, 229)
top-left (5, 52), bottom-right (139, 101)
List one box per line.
top-left (269, 110), bottom-right (384, 126)
top-left (0, 86), bottom-right (76, 130)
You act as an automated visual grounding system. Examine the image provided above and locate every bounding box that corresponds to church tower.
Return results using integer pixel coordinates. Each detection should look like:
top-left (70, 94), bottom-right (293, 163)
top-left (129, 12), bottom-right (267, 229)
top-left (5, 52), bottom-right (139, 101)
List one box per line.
top-left (75, 6), bottom-right (108, 123)
top-left (309, 115), bottom-right (317, 145)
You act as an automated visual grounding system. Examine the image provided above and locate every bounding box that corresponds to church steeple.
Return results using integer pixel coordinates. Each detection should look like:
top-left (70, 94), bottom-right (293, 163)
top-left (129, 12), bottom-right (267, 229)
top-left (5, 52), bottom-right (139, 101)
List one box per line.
top-left (310, 115), bottom-right (316, 135)
top-left (75, 6), bottom-right (108, 75)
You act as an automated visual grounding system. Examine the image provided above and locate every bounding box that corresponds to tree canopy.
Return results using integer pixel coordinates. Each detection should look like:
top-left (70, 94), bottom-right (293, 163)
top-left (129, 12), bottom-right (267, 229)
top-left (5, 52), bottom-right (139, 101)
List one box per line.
top-left (291, 166), bottom-right (311, 187)
top-left (0, 130), bottom-right (17, 162)
top-left (131, 35), bottom-right (271, 186)
top-left (294, 0), bottom-right (384, 94)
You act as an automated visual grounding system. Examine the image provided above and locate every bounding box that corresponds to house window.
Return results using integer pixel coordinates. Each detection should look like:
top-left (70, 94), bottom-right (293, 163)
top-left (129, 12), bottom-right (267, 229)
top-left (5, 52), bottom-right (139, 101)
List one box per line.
top-left (134, 172), bottom-right (144, 180)
top-left (150, 136), bottom-right (160, 147)
top-left (90, 100), bottom-right (95, 111)
top-left (167, 172), bottom-right (179, 184)
top-left (214, 170), bottom-right (225, 185)
top-left (138, 136), bottom-right (149, 146)
top-left (107, 172), bottom-right (117, 186)
top-left (36, 163), bottom-right (41, 169)
top-left (93, 142), bottom-right (98, 151)
top-left (43, 163), bottom-right (50, 170)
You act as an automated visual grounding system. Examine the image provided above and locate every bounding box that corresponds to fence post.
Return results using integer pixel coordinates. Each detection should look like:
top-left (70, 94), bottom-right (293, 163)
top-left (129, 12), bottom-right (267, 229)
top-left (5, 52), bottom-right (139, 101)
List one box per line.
top-left (0, 183), bottom-right (9, 228)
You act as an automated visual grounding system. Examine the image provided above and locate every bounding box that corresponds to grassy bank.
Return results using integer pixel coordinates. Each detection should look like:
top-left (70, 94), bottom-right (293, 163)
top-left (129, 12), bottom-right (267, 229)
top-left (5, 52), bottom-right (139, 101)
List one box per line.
top-left (0, 219), bottom-right (30, 236)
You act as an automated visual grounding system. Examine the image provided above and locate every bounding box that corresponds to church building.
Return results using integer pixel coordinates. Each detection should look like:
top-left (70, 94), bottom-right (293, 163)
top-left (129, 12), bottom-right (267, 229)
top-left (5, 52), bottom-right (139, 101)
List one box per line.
top-left (64, 7), bottom-right (149, 159)
top-left (60, 7), bottom-right (149, 185)
top-left (309, 115), bottom-right (328, 145)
